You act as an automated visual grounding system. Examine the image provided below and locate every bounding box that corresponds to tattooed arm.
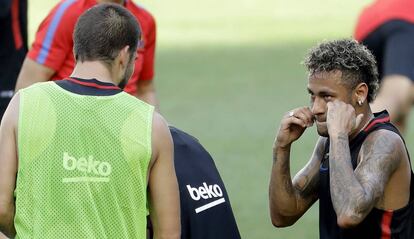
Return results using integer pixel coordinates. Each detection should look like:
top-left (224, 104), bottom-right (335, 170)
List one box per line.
top-left (329, 130), bottom-right (403, 228)
top-left (270, 137), bottom-right (325, 227)
top-left (269, 107), bottom-right (323, 227)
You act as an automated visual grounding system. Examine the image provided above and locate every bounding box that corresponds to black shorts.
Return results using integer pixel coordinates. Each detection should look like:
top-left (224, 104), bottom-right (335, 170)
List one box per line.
top-left (361, 20), bottom-right (414, 82)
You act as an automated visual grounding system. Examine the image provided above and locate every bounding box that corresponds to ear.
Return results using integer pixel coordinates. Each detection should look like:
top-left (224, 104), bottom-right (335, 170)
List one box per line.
top-left (353, 82), bottom-right (368, 106)
top-left (118, 45), bottom-right (131, 68)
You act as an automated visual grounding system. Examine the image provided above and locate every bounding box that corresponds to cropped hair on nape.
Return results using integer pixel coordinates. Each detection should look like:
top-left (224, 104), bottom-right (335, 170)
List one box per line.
top-left (73, 3), bottom-right (141, 64)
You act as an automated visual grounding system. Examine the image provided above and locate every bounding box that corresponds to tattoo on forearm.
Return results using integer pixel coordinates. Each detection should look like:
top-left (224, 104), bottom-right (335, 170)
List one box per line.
top-left (273, 150), bottom-right (296, 195)
top-left (329, 133), bottom-right (368, 219)
top-left (270, 138), bottom-right (325, 220)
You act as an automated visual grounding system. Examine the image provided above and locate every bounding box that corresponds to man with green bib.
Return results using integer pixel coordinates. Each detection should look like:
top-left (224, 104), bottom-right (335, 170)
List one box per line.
top-left (0, 4), bottom-right (180, 238)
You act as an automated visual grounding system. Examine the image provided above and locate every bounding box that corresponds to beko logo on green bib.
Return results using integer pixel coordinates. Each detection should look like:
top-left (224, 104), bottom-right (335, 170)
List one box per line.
top-left (63, 152), bottom-right (112, 177)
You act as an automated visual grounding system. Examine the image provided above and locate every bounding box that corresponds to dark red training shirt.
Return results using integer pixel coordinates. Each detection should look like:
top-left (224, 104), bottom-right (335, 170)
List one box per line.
top-left (355, 0), bottom-right (414, 41)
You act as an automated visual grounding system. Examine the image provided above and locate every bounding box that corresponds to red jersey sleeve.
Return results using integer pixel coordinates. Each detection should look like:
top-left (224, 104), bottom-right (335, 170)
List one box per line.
top-left (139, 15), bottom-right (156, 81)
top-left (355, 0), bottom-right (414, 40)
top-left (27, 0), bottom-right (78, 72)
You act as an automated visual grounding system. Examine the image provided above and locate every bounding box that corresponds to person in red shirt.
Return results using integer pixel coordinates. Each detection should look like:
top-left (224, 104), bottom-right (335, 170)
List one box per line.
top-left (15, 0), bottom-right (159, 110)
top-left (354, 0), bottom-right (414, 133)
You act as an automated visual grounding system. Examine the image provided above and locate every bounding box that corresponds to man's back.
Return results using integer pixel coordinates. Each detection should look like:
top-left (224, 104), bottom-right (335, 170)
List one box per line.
top-left (15, 80), bottom-right (153, 238)
top-left (170, 127), bottom-right (241, 239)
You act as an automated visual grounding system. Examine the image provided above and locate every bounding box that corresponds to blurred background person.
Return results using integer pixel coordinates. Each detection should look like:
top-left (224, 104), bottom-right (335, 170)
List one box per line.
top-left (15, 0), bottom-right (159, 110)
top-left (355, 0), bottom-right (414, 133)
top-left (0, 0), bottom-right (27, 119)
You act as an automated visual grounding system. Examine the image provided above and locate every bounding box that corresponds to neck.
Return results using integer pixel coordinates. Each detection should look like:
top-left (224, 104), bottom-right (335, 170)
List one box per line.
top-left (349, 105), bottom-right (374, 140)
top-left (71, 61), bottom-right (117, 85)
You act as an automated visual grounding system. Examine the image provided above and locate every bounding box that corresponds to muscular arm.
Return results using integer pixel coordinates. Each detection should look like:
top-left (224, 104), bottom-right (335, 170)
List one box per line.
top-left (148, 112), bottom-right (180, 239)
top-left (136, 80), bottom-right (159, 112)
top-left (15, 58), bottom-right (55, 91)
top-left (0, 94), bottom-right (19, 237)
top-left (269, 137), bottom-right (325, 227)
top-left (329, 130), bottom-right (403, 228)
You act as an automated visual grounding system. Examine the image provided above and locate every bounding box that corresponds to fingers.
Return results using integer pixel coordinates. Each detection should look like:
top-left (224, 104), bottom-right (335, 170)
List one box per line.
top-left (326, 101), bottom-right (333, 109)
top-left (327, 100), bottom-right (354, 114)
top-left (327, 99), bottom-right (348, 108)
top-left (354, 113), bottom-right (364, 129)
top-left (285, 107), bottom-right (314, 127)
top-left (327, 100), bottom-right (343, 110)
top-left (286, 115), bottom-right (308, 128)
top-left (326, 100), bottom-right (368, 135)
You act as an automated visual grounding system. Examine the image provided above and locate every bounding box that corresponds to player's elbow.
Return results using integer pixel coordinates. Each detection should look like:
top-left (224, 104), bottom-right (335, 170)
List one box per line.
top-left (0, 206), bottom-right (15, 237)
top-left (0, 211), bottom-right (7, 229)
top-left (271, 217), bottom-right (294, 228)
top-left (152, 218), bottom-right (181, 239)
top-left (154, 230), bottom-right (180, 239)
top-left (270, 212), bottom-right (296, 228)
top-left (337, 213), bottom-right (363, 228)
top-left (0, 205), bottom-right (11, 223)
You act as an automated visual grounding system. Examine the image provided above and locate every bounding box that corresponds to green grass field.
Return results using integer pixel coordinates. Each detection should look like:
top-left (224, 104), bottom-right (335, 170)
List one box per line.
top-left (31, 1), bottom-right (414, 238)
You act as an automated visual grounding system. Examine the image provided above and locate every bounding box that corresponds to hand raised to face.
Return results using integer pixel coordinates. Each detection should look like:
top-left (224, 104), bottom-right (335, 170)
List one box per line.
top-left (326, 100), bottom-right (364, 138)
top-left (274, 107), bottom-right (314, 149)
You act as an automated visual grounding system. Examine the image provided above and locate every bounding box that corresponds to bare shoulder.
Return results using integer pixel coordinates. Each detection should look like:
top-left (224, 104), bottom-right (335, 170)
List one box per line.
top-left (364, 129), bottom-right (404, 146)
top-left (152, 111), bottom-right (168, 132)
top-left (356, 129), bottom-right (411, 209)
top-left (356, 129), bottom-right (407, 183)
top-left (150, 112), bottom-right (173, 164)
top-left (360, 129), bottom-right (406, 164)
top-left (151, 112), bottom-right (172, 143)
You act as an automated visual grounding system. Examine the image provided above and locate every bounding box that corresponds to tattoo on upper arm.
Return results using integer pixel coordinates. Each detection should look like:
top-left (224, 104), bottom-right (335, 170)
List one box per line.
top-left (355, 132), bottom-right (402, 202)
top-left (329, 130), bottom-right (403, 221)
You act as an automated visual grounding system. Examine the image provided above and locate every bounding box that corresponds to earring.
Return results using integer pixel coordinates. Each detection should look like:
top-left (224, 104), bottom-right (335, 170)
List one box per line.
top-left (358, 99), bottom-right (363, 106)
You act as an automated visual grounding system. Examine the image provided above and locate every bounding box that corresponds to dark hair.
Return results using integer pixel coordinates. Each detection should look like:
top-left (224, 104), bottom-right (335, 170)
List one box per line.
top-left (73, 3), bottom-right (141, 64)
top-left (303, 39), bottom-right (379, 103)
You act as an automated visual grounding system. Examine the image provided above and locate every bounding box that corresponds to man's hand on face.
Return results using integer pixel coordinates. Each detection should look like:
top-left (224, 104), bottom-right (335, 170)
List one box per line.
top-left (275, 107), bottom-right (314, 149)
top-left (326, 100), bottom-right (363, 138)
